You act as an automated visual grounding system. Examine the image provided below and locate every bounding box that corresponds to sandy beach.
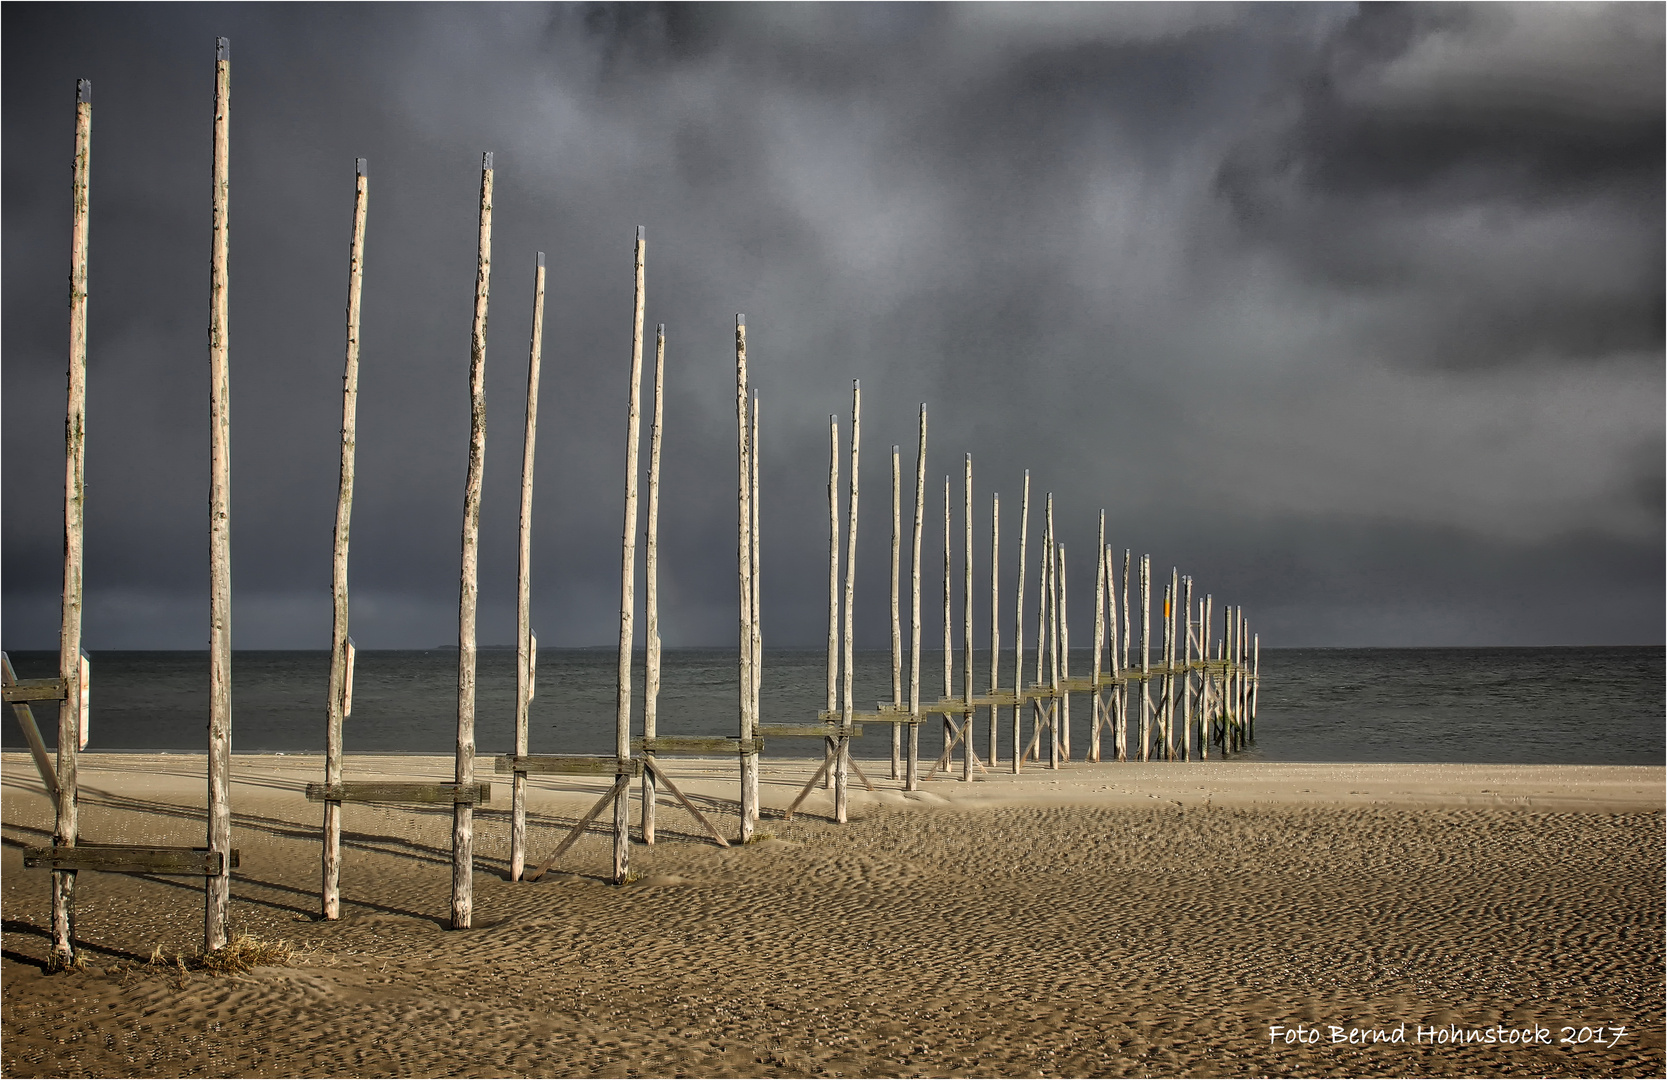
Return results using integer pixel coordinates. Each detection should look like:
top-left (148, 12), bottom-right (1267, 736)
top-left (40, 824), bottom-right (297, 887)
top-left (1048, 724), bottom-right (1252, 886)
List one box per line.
top-left (2, 751), bottom-right (1661, 1078)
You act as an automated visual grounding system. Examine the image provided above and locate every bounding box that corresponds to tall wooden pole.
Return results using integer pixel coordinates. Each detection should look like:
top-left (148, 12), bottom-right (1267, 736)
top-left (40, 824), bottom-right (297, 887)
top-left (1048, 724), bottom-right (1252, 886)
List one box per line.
top-left (323, 157), bottom-right (369, 913)
top-left (1202, 594), bottom-right (1214, 758)
top-left (1106, 543), bottom-right (1122, 761)
top-left (1118, 549), bottom-right (1131, 762)
top-left (1058, 543), bottom-right (1070, 764)
top-left (748, 388), bottom-right (761, 823)
top-left (890, 445), bottom-right (902, 781)
top-left (825, 413), bottom-right (838, 790)
top-left (1046, 498), bottom-right (1060, 771)
top-left (205, 40), bottom-right (234, 952)
top-left (614, 226), bottom-right (646, 881)
top-left (453, 152), bottom-right (493, 927)
top-left (941, 475), bottom-right (952, 769)
top-left (641, 324), bottom-right (664, 845)
top-left (907, 406), bottom-right (926, 791)
top-left (510, 253), bottom-right (545, 874)
top-left (736, 316), bottom-right (757, 841)
top-left (1252, 632), bottom-right (1260, 742)
top-left (1091, 515), bottom-right (1105, 763)
top-left (1182, 575), bottom-right (1194, 762)
top-left (1010, 472), bottom-right (1029, 774)
top-left (988, 491), bottom-right (1000, 767)
top-left (1139, 553), bottom-right (1150, 762)
top-left (836, 381), bottom-right (860, 823)
top-left (961, 454), bottom-right (973, 782)
top-left (52, 76), bottom-right (93, 968)
top-left (1026, 493), bottom-right (1040, 763)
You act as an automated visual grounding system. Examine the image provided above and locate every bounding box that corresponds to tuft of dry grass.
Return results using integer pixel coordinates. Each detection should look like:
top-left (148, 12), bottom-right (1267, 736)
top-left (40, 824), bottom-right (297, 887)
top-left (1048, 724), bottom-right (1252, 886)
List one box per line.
top-left (198, 933), bottom-right (299, 974)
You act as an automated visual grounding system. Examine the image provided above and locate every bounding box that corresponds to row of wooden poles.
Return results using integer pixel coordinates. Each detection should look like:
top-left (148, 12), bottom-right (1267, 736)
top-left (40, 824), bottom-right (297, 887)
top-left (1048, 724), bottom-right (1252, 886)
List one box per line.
top-left (15, 46), bottom-right (1260, 965)
top-left (799, 389), bottom-right (1262, 829)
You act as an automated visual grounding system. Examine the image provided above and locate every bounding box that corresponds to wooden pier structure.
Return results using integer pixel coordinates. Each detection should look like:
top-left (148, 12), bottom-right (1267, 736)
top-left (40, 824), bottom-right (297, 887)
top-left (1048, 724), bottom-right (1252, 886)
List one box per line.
top-left (12, 47), bottom-right (1259, 956)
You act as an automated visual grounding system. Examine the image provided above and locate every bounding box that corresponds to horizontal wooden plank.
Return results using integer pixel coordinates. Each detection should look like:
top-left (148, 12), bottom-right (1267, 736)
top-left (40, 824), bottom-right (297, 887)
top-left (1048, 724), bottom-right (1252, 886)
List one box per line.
top-left (496, 755), bottom-right (644, 777)
top-left (1057, 678), bottom-right (1096, 692)
top-left (631, 737), bottom-right (762, 755)
top-left (854, 712), bottom-right (922, 725)
top-left (975, 692), bottom-right (1018, 706)
top-left (306, 781), bottom-right (493, 804)
top-left (23, 845), bottom-right (239, 875)
top-left (2, 679), bottom-right (66, 703)
top-left (765, 723), bottom-right (861, 738)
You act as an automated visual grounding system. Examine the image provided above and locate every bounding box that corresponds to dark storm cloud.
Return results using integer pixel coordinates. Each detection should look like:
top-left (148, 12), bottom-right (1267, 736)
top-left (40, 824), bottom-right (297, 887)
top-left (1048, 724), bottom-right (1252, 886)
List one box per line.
top-left (1216, 2), bottom-right (1665, 370)
top-left (3, 3), bottom-right (1660, 652)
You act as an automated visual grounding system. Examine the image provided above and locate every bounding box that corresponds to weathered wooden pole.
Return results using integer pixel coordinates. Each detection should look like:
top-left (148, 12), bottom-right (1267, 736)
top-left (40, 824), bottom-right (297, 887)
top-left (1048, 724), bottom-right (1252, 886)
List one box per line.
top-left (615, 227), bottom-right (646, 878)
top-left (836, 380), bottom-right (860, 823)
top-left (323, 157), bottom-right (369, 912)
top-left (1044, 497), bottom-right (1060, 770)
top-left (640, 323), bottom-right (663, 845)
top-left (988, 490), bottom-right (1000, 767)
top-left (1090, 515), bottom-right (1105, 763)
top-left (941, 475), bottom-right (952, 768)
top-left (907, 405), bottom-right (926, 791)
top-left (1167, 567), bottom-right (1180, 758)
top-left (1238, 608), bottom-right (1249, 751)
top-left (825, 413), bottom-right (838, 790)
top-left (1226, 606), bottom-right (1240, 750)
top-left (205, 40), bottom-right (234, 952)
top-left (1199, 595), bottom-right (1212, 759)
top-left (1011, 472), bottom-right (1029, 775)
top-left (452, 152), bottom-right (494, 928)
top-left (1139, 553), bottom-right (1151, 762)
top-left (1252, 632), bottom-right (1260, 742)
top-left (890, 445), bottom-right (902, 780)
top-left (736, 315), bottom-right (757, 841)
top-left (748, 389), bottom-right (762, 823)
top-left (1058, 543), bottom-right (1070, 763)
top-left (1182, 574), bottom-right (1194, 762)
top-left (1106, 543), bottom-right (1123, 762)
top-left (961, 454), bottom-right (973, 782)
top-left (1030, 498), bottom-right (1048, 765)
top-left (51, 76), bottom-right (93, 968)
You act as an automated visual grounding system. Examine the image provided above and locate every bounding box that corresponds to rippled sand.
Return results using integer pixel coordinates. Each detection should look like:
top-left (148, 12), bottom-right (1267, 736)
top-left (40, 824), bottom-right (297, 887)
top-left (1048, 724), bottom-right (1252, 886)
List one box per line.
top-left (3, 753), bottom-right (1662, 1078)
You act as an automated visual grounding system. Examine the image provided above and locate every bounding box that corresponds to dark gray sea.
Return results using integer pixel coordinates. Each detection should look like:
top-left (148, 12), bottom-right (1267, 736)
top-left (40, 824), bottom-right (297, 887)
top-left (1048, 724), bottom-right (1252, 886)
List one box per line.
top-left (2, 647), bottom-right (1661, 765)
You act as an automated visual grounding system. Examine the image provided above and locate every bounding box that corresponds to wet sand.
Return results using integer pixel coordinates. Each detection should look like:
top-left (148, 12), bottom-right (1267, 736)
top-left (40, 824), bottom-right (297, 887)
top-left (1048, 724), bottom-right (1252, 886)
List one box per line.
top-left (3, 753), bottom-right (1662, 1078)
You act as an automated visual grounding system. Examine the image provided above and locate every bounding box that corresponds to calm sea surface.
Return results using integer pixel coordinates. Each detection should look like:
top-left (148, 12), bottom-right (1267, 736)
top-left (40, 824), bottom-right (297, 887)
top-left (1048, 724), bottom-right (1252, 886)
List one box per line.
top-left (2, 647), bottom-right (1661, 765)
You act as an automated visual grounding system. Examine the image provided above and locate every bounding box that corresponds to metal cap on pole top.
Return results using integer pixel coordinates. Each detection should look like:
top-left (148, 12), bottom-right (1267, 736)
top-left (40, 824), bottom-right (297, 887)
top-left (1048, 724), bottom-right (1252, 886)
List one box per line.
top-left (77, 79), bottom-right (90, 104)
top-left (355, 157), bottom-right (367, 177)
top-left (216, 37), bottom-right (230, 61)
top-left (482, 151), bottom-right (493, 170)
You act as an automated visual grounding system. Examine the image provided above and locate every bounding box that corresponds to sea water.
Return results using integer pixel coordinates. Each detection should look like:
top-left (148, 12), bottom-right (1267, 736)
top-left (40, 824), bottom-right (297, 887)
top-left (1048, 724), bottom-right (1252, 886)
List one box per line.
top-left (2, 647), bottom-right (1660, 765)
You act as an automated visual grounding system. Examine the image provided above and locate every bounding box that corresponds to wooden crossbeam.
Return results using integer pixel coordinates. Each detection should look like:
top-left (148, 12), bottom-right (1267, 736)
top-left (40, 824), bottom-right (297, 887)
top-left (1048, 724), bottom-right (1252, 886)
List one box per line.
top-left (767, 723), bottom-right (861, 738)
top-left (24, 845), bottom-right (239, 875)
top-left (524, 774), bottom-right (631, 883)
top-left (858, 711), bottom-right (922, 725)
top-left (305, 781), bottom-right (492, 804)
top-left (495, 755), bottom-right (643, 777)
top-left (632, 737), bottom-right (762, 755)
top-left (1, 678), bottom-right (66, 703)
top-left (642, 756), bottom-right (730, 847)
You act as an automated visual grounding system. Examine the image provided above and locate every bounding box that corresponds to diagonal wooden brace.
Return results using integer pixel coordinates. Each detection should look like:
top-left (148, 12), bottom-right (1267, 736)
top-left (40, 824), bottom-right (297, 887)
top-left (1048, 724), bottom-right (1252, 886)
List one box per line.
top-left (524, 774), bottom-right (631, 882)
top-left (642, 755), bottom-right (730, 848)
top-left (783, 757), bottom-right (834, 822)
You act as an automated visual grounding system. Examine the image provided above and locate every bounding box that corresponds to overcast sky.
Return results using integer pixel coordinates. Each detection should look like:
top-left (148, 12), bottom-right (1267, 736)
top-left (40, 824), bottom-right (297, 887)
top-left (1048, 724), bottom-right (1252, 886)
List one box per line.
top-left (4, 3), bottom-right (1661, 651)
